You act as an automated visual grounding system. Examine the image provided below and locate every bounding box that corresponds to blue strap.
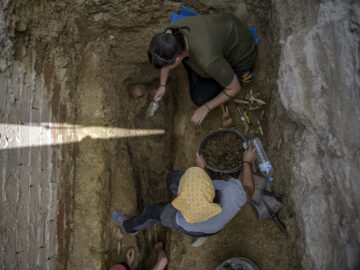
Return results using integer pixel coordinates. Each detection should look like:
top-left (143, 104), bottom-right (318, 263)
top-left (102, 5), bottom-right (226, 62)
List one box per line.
top-left (170, 13), bottom-right (188, 24)
top-left (249, 28), bottom-right (260, 44)
top-left (170, 5), bottom-right (198, 24)
top-left (180, 5), bottom-right (199, 16)
top-left (170, 6), bottom-right (259, 44)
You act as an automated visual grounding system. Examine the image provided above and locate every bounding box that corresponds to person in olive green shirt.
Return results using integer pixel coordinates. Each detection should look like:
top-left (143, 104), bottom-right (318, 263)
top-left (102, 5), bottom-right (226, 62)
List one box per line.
top-left (148, 13), bottom-right (258, 125)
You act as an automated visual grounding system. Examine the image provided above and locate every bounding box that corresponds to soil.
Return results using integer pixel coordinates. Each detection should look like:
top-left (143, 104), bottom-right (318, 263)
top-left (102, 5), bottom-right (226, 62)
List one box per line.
top-left (201, 131), bottom-right (245, 171)
top-left (69, 1), bottom-right (301, 268)
top-left (14, 1), bottom-right (301, 269)
top-left (161, 3), bottom-right (300, 270)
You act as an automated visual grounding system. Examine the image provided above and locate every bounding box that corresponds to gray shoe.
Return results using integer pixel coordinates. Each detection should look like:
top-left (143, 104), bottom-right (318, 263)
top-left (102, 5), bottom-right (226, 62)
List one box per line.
top-left (191, 237), bottom-right (207, 247)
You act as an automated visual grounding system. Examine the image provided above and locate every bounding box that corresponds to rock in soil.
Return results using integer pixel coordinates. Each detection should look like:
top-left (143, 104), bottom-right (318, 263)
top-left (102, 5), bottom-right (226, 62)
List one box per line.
top-left (130, 84), bottom-right (146, 98)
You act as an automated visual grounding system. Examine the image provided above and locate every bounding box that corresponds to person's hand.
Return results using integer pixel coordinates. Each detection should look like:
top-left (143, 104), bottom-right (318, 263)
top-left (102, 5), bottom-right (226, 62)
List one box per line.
top-left (125, 249), bottom-right (135, 267)
top-left (195, 153), bottom-right (206, 169)
top-left (243, 146), bottom-right (256, 163)
top-left (154, 85), bottom-right (166, 101)
top-left (191, 105), bottom-right (209, 125)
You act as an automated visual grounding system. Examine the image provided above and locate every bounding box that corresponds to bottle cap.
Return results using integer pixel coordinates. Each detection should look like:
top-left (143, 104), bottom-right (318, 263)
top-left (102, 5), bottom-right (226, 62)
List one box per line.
top-left (243, 142), bottom-right (248, 149)
top-left (269, 177), bottom-right (274, 182)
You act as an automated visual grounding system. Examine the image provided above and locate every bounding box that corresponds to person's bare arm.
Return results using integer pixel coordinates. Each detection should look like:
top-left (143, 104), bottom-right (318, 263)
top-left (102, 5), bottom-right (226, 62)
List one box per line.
top-left (195, 152), bottom-right (206, 170)
top-left (154, 67), bottom-right (170, 101)
top-left (242, 147), bottom-right (256, 202)
top-left (207, 74), bottom-right (241, 110)
top-left (191, 74), bottom-right (241, 125)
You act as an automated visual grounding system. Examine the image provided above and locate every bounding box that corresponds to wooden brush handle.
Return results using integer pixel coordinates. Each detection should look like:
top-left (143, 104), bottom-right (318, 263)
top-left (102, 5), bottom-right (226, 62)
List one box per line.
top-left (252, 97), bottom-right (266, 105)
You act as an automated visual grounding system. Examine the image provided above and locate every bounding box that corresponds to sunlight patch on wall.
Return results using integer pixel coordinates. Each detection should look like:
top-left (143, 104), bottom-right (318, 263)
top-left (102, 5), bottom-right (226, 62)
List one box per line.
top-left (0, 123), bottom-right (165, 149)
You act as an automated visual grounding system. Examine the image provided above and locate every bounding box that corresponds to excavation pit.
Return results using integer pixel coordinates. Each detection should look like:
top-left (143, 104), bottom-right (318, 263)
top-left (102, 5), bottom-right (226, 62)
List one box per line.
top-left (1, 1), bottom-right (359, 270)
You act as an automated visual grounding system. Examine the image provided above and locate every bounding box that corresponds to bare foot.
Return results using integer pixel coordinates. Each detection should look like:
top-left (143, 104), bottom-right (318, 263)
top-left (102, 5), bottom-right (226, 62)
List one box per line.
top-left (126, 249), bottom-right (135, 267)
top-left (152, 242), bottom-right (168, 270)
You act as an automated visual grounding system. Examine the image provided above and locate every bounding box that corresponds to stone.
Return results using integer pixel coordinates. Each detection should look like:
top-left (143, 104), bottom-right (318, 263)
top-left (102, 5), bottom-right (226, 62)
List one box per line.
top-left (130, 84), bottom-right (146, 98)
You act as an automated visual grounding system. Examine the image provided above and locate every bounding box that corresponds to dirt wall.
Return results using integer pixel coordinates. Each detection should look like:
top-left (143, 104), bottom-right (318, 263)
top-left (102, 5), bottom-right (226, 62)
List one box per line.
top-left (0, 1), bottom-right (78, 269)
top-left (267, 0), bottom-right (360, 269)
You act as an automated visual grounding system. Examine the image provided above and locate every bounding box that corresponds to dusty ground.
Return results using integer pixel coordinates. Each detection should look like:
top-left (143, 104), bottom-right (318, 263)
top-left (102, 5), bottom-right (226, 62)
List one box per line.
top-left (0, 1), bottom-right (301, 269)
top-left (162, 31), bottom-right (299, 270)
top-left (106, 5), bottom-right (300, 270)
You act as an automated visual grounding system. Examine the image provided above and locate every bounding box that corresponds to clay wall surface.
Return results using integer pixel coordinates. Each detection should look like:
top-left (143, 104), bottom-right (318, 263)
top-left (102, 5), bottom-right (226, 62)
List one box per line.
top-left (0, 1), bottom-right (78, 269)
top-left (268, 0), bottom-right (360, 269)
top-left (0, 1), bottom-right (185, 269)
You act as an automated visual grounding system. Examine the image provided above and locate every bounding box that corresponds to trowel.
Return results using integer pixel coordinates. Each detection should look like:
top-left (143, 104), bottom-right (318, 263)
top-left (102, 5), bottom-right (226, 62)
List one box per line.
top-left (146, 97), bottom-right (160, 117)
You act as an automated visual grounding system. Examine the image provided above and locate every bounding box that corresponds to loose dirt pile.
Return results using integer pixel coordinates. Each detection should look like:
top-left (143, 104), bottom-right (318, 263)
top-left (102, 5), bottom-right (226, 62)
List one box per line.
top-left (201, 131), bottom-right (244, 171)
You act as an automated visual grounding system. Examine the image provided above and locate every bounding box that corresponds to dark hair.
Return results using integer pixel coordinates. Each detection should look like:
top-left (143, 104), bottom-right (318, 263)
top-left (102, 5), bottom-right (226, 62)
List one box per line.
top-left (148, 29), bottom-right (185, 69)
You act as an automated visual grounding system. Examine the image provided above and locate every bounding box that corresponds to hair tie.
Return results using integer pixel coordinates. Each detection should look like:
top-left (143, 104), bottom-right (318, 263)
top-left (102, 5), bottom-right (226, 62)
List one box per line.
top-left (150, 49), bottom-right (172, 65)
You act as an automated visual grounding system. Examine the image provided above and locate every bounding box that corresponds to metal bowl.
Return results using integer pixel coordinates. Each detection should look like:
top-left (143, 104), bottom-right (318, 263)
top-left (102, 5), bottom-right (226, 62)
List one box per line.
top-left (215, 257), bottom-right (259, 270)
top-left (198, 128), bottom-right (247, 174)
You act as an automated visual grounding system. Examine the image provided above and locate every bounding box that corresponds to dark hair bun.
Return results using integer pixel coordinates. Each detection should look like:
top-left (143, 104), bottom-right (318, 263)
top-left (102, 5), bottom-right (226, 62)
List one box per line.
top-left (148, 30), bottom-right (185, 68)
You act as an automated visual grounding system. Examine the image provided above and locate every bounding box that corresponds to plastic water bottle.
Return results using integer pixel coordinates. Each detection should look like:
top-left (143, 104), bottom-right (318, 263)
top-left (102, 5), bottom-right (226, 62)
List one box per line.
top-left (249, 137), bottom-right (274, 182)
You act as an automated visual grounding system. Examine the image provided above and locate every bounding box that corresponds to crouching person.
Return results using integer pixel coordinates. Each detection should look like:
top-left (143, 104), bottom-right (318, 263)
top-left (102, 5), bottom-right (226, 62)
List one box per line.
top-left (112, 147), bottom-right (256, 245)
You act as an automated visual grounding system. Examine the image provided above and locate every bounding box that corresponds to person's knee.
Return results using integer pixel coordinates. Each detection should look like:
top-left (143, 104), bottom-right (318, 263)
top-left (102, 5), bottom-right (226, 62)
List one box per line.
top-left (190, 93), bottom-right (206, 106)
top-left (166, 171), bottom-right (184, 187)
top-left (189, 83), bottom-right (222, 106)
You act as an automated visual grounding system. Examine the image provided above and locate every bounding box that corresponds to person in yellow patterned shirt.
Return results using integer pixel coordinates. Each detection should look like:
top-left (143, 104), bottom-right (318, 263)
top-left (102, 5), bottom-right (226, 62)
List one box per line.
top-left (112, 147), bottom-right (256, 242)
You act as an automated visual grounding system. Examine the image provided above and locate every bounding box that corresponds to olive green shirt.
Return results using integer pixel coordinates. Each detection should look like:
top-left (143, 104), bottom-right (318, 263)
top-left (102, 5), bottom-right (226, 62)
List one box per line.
top-left (167, 13), bottom-right (257, 87)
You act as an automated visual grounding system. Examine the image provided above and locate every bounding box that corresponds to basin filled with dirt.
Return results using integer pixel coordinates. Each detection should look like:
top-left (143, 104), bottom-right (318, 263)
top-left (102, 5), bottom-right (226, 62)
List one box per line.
top-left (200, 130), bottom-right (246, 172)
